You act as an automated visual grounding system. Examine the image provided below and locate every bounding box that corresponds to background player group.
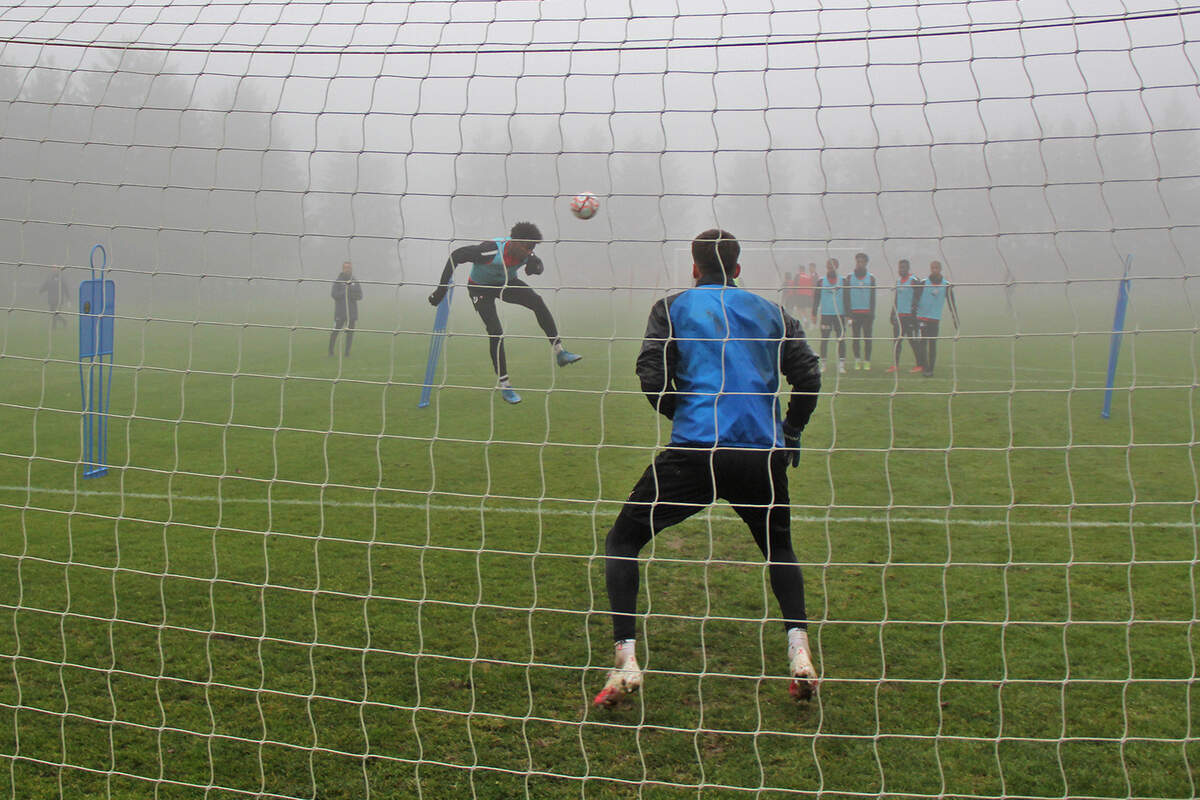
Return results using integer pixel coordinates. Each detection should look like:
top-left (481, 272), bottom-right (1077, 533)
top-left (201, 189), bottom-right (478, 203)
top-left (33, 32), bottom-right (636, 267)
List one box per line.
top-left (784, 255), bottom-right (959, 376)
top-left (332, 230), bottom-right (956, 387)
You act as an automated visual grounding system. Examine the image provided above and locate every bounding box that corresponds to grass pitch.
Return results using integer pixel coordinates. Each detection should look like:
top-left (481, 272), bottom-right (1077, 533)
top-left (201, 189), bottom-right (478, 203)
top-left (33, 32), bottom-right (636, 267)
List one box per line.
top-left (1, 288), bottom-right (1197, 799)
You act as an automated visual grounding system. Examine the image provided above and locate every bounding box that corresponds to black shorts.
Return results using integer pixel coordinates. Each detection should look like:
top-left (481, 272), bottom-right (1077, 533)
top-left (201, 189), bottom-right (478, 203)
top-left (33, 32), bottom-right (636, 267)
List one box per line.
top-left (467, 278), bottom-right (547, 333)
top-left (615, 446), bottom-right (791, 534)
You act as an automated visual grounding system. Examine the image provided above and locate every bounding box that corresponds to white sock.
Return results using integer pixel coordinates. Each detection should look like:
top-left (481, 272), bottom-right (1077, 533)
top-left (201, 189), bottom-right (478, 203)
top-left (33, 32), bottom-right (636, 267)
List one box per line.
top-left (552, 340), bottom-right (564, 354)
top-left (787, 627), bottom-right (810, 660)
top-left (615, 638), bottom-right (636, 665)
top-left (498, 375), bottom-right (512, 389)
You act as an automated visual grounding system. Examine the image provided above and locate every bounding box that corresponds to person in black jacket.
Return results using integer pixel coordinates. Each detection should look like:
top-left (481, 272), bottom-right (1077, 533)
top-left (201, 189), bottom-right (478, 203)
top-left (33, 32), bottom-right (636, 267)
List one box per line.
top-left (593, 228), bottom-right (823, 709)
top-left (329, 261), bottom-right (362, 357)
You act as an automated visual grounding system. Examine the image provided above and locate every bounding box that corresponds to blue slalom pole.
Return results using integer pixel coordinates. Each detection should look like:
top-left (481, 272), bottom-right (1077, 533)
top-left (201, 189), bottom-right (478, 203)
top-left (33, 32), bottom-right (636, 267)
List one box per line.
top-left (79, 244), bottom-right (116, 477)
top-left (1101, 255), bottom-right (1133, 420)
top-left (418, 286), bottom-right (454, 408)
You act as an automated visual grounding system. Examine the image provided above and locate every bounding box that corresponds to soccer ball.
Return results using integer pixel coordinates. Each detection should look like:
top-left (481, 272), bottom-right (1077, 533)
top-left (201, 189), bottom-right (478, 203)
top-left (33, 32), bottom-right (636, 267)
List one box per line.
top-left (570, 192), bottom-right (600, 220)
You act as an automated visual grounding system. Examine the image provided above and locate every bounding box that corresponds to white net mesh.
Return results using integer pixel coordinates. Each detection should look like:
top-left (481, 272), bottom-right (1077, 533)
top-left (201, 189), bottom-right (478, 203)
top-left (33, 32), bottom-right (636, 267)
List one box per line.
top-left (2, 2), bottom-right (1198, 798)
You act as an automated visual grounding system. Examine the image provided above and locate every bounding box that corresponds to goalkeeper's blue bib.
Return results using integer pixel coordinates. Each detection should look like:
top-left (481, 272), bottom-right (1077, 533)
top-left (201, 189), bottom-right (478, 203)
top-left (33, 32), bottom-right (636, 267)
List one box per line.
top-left (666, 285), bottom-right (788, 449)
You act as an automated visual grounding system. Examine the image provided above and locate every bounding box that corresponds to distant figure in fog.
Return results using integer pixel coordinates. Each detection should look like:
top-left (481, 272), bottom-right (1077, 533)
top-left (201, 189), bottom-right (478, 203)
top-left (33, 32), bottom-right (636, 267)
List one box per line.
top-left (40, 266), bottom-right (70, 329)
top-left (887, 259), bottom-right (923, 374)
top-left (914, 260), bottom-right (959, 377)
top-left (811, 258), bottom-right (847, 373)
top-left (330, 261), bottom-right (362, 357)
top-left (845, 252), bottom-right (877, 371)
top-left (791, 266), bottom-right (815, 316)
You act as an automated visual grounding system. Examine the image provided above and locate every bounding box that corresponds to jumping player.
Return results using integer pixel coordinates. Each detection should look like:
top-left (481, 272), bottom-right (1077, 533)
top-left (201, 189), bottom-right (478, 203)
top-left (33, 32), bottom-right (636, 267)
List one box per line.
top-left (427, 222), bottom-right (581, 405)
top-left (594, 228), bottom-right (822, 708)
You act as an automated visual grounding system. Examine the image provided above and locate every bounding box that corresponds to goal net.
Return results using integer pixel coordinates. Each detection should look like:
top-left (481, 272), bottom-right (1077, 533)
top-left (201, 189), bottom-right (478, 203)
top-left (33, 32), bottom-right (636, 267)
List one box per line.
top-left (2, 2), bottom-right (1197, 798)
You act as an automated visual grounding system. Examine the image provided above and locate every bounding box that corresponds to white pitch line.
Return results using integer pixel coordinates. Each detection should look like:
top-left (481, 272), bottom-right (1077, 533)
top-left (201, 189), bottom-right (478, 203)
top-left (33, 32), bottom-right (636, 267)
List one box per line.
top-left (960, 363), bottom-right (1194, 383)
top-left (1, 485), bottom-right (1193, 530)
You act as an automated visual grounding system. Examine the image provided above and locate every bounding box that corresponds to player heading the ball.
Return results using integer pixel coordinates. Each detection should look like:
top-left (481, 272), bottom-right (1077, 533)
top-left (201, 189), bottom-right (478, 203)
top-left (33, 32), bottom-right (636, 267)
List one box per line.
top-left (594, 228), bottom-right (823, 709)
top-left (427, 221), bottom-right (582, 405)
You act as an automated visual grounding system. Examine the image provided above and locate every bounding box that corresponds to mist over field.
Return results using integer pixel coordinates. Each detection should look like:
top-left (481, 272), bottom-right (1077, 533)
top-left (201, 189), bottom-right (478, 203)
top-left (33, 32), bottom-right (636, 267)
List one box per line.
top-left (0, 1), bottom-right (1197, 341)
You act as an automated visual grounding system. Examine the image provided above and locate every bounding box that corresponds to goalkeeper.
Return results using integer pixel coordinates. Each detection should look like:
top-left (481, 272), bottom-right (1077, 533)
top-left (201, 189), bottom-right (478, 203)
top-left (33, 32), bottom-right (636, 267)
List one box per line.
top-left (427, 221), bottom-right (581, 405)
top-left (595, 228), bottom-right (823, 709)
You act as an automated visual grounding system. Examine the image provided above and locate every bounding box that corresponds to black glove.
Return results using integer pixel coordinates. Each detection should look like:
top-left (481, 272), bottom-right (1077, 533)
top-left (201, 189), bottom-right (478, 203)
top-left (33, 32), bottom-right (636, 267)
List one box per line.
top-left (655, 394), bottom-right (676, 421)
top-left (428, 288), bottom-right (446, 306)
top-left (782, 422), bottom-right (801, 468)
top-left (524, 254), bottom-right (544, 276)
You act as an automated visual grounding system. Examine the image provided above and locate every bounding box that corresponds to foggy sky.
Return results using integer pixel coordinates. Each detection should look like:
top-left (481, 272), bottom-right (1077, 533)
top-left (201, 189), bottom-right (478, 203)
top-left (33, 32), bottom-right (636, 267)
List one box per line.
top-left (0, 0), bottom-right (1197, 313)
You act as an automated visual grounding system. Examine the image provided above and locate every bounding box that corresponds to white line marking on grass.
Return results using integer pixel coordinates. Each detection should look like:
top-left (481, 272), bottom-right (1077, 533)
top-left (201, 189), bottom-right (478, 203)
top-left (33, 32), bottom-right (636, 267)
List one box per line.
top-left (3, 485), bottom-right (1192, 530)
top-left (958, 363), bottom-right (1193, 383)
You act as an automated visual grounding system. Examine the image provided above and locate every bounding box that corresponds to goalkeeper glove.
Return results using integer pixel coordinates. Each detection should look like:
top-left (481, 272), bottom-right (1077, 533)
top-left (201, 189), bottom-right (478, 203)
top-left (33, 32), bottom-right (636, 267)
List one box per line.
top-left (524, 254), bottom-right (544, 276)
top-left (782, 422), bottom-right (801, 468)
top-left (428, 287), bottom-right (447, 306)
